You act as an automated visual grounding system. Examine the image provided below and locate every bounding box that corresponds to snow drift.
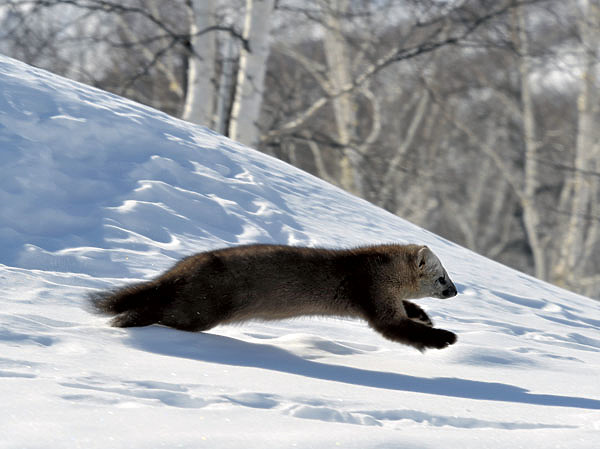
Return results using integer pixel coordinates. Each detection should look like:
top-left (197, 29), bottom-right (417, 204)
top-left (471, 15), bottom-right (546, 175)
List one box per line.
top-left (0, 55), bottom-right (599, 448)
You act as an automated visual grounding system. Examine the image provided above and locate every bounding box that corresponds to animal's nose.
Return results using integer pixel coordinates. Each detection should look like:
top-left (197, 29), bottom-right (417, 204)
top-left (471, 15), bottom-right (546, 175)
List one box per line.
top-left (442, 285), bottom-right (457, 298)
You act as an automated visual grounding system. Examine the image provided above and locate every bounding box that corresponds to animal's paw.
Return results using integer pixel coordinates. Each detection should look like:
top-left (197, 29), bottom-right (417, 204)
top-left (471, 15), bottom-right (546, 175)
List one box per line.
top-left (429, 328), bottom-right (457, 349)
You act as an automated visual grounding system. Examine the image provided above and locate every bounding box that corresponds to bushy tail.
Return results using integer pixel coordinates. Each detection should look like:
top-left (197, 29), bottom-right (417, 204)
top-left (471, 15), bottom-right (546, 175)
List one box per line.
top-left (89, 281), bottom-right (168, 328)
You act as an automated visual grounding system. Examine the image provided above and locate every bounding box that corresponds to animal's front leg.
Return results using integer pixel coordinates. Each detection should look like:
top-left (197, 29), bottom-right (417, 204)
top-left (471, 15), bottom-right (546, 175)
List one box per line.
top-left (370, 319), bottom-right (457, 351)
top-left (402, 300), bottom-right (433, 326)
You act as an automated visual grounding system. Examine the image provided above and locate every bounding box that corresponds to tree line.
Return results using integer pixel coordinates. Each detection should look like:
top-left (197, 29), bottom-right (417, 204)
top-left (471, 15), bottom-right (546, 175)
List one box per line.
top-left (2, 0), bottom-right (600, 299)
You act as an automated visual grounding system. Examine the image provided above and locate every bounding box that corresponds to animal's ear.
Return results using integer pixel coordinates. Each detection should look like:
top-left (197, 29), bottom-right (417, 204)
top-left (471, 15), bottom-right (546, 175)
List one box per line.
top-left (417, 246), bottom-right (431, 270)
top-left (417, 246), bottom-right (439, 271)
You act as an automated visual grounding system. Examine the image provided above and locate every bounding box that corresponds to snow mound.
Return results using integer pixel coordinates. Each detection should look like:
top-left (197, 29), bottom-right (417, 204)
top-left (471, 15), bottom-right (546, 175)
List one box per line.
top-left (0, 55), bottom-right (599, 448)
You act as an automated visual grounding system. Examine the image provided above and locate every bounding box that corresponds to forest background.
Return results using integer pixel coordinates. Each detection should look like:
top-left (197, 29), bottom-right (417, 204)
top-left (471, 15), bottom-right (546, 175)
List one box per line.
top-left (2, 0), bottom-right (600, 300)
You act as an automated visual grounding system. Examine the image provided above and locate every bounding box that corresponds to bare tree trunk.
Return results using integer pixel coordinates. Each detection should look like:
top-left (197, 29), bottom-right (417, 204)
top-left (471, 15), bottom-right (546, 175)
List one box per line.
top-left (515, 6), bottom-right (546, 280)
top-left (322, 0), bottom-right (360, 195)
top-left (216, 34), bottom-right (235, 135)
top-left (182, 0), bottom-right (217, 127)
top-left (229, 0), bottom-right (275, 147)
top-left (554, 0), bottom-right (600, 289)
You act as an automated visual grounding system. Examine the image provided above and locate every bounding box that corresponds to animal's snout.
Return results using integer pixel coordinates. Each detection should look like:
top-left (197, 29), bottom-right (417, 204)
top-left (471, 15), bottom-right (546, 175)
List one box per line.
top-left (442, 285), bottom-right (457, 298)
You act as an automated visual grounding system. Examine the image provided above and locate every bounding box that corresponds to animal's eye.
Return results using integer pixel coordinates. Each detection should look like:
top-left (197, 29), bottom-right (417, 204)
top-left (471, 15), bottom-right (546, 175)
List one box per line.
top-left (438, 277), bottom-right (446, 285)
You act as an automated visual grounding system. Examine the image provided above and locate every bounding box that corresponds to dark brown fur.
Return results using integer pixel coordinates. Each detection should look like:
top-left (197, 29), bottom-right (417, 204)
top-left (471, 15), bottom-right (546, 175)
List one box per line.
top-left (90, 243), bottom-right (458, 351)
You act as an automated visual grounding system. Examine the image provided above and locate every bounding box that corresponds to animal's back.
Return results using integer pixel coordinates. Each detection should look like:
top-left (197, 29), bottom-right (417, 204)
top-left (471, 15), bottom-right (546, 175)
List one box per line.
top-left (177, 244), bottom-right (358, 321)
top-left (92, 245), bottom-right (360, 330)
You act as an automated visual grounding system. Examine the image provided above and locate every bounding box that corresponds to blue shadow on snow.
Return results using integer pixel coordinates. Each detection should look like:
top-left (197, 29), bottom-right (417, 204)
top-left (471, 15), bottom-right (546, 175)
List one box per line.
top-left (127, 327), bottom-right (600, 410)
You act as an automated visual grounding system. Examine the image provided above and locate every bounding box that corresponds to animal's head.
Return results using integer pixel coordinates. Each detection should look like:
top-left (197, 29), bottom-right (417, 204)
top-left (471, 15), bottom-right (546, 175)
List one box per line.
top-left (415, 246), bottom-right (457, 299)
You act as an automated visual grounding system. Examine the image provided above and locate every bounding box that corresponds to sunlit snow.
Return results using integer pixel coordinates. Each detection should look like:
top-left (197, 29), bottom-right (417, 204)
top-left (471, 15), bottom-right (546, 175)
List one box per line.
top-left (0, 55), bottom-right (598, 448)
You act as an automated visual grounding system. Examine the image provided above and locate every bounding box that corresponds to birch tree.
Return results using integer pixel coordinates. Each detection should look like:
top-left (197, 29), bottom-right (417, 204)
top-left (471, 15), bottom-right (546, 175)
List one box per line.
top-left (322, 0), bottom-right (361, 195)
top-left (515, 4), bottom-right (547, 280)
top-left (229, 0), bottom-right (275, 147)
top-left (181, 0), bottom-right (217, 127)
top-left (553, 0), bottom-right (600, 291)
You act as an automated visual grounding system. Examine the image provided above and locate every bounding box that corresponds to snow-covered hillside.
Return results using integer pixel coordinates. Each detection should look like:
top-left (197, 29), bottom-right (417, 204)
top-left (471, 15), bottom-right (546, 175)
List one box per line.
top-left (0, 55), bottom-right (598, 448)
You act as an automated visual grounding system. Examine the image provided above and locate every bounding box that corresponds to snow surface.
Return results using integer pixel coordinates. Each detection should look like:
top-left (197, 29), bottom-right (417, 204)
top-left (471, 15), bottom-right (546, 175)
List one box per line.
top-left (0, 54), bottom-right (599, 448)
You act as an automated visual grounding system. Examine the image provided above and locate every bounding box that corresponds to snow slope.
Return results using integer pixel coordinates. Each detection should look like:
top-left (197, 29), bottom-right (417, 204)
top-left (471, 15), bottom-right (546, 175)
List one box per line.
top-left (0, 55), bottom-right (599, 448)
